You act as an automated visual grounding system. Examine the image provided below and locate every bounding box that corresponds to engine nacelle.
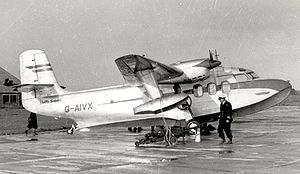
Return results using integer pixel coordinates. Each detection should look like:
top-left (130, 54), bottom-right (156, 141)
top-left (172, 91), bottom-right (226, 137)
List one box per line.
top-left (159, 57), bottom-right (220, 84)
top-left (134, 94), bottom-right (190, 114)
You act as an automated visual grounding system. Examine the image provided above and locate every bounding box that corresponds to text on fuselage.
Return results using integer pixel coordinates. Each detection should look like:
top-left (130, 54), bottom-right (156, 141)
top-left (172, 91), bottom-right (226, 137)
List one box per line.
top-left (40, 98), bottom-right (61, 104)
top-left (65, 103), bottom-right (93, 113)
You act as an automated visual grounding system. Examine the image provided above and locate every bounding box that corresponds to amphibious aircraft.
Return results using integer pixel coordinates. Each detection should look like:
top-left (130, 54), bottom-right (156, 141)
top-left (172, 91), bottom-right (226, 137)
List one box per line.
top-left (16, 49), bottom-right (291, 144)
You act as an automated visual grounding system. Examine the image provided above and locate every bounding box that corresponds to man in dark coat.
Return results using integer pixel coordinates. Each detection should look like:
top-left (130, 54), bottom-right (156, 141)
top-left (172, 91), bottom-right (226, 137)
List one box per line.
top-left (217, 94), bottom-right (233, 144)
top-left (25, 112), bottom-right (38, 136)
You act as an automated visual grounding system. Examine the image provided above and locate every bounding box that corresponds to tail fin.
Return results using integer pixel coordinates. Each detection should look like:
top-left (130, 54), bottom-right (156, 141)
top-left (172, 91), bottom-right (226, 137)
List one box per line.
top-left (19, 50), bottom-right (66, 100)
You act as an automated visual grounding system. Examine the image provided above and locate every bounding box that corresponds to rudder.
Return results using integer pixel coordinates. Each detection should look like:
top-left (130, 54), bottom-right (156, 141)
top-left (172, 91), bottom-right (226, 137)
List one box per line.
top-left (20, 50), bottom-right (58, 85)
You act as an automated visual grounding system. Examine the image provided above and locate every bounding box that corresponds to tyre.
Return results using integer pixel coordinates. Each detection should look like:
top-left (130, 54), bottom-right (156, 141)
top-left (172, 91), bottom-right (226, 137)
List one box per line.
top-left (170, 136), bottom-right (177, 145)
top-left (135, 141), bottom-right (140, 147)
top-left (67, 128), bottom-right (73, 134)
top-left (186, 120), bottom-right (200, 134)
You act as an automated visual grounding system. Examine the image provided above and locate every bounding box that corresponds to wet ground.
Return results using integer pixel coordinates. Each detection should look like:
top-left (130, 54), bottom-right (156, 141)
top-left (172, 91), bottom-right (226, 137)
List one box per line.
top-left (0, 106), bottom-right (300, 174)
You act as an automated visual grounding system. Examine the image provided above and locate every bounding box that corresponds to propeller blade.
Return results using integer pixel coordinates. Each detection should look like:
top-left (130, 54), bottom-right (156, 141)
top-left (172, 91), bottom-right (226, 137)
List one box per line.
top-left (198, 50), bottom-right (221, 69)
top-left (211, 49), bottom-right (219, 85)
top-left (214, 49), bottom-right (219, 61)
top-left (209, 50), bottom-right (214, 62)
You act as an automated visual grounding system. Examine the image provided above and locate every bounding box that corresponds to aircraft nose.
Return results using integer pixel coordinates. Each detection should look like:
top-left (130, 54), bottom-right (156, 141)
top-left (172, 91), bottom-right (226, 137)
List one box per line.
top-left (254, 79), bottom-right (292, 94)
top-left (259, 79), bottom-right (292, 110)
top-left (268, 79), bottom-right (292, 92)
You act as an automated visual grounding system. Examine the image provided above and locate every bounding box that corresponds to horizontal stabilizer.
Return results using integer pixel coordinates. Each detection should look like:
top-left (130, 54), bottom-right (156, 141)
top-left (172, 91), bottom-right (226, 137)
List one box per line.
top-left (14, 84), bottom-right (58, 97)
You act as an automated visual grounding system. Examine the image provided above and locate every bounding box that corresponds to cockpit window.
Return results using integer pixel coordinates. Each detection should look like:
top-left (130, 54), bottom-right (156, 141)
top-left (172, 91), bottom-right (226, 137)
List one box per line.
top-left (250, 72), bottom-right (259, 79)
top-left (245, 74), bottom-right (253, 80)
top-left (234, 74), bottom-right (248, 82)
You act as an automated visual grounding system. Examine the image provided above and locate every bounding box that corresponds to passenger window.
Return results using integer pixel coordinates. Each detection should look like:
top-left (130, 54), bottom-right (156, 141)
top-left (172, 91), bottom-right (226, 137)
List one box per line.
top-left (193, 85), bottom-right (203, 97)
top-left (207, 83), bottom-right (217, 95)
top-left (221, 81), bottom-right (231, 94)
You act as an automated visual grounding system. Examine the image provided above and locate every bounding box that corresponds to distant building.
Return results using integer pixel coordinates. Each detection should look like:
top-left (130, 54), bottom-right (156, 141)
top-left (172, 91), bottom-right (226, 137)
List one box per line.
top-left (0, 67), bottom-right (22, 108)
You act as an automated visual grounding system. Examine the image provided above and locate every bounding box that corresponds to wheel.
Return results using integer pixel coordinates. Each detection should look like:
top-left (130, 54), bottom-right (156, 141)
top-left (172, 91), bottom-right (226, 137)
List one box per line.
top-left (170, 136), bottom-right (177, 145)
top-left (135, 141), bottom-right (140, 147)
top-left (67, 128), bottom-right (73, 134)
top-left (186, 120), bottom-right (200, 134)
top-left (133, 127), bottom-right (137, 133)
top-left (137, 127), bottom-right (142, 133)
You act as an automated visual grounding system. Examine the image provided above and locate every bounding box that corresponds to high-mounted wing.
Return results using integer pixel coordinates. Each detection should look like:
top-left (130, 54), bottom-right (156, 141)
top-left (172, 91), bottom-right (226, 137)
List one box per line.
top-left (115, 55), bottom-right (183, 100)
top-left (115, 55), bottom-right (183, 86)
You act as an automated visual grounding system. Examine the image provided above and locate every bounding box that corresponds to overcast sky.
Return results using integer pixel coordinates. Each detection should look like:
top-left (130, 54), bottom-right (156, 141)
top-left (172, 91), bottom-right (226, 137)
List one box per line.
top-left (0, 0), bottom-right (299, 90)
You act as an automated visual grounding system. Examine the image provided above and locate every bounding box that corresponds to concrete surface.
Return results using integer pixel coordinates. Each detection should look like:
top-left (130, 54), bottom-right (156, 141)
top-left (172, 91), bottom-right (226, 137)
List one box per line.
top-left (0, 105), bottom-right (299, 173)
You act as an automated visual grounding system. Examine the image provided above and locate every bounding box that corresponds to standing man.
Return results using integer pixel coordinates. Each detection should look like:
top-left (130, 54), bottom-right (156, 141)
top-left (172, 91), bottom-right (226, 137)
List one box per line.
top-left (25, 112), bottom-right (38, 136)
top-left (217, 94), bottom-right (233, 144)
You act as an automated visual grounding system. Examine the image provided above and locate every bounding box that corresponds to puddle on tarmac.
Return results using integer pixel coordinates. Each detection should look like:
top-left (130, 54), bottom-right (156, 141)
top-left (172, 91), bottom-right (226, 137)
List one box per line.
top-left (218, 149), bottom-right (234, 154)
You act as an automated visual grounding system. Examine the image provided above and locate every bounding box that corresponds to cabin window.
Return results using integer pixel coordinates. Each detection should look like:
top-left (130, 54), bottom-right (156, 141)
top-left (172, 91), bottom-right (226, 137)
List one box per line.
top-left (193, 85), bottom-right (203, 97)
top-left (207, 83), bottom-right (217, 95)
top-left (221, 81), bottom-right (231, 94)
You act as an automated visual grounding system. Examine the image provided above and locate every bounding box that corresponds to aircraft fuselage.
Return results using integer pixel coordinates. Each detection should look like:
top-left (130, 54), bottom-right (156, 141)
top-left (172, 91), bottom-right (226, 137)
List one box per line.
top-left (22, 78), bottom-right (291, 129)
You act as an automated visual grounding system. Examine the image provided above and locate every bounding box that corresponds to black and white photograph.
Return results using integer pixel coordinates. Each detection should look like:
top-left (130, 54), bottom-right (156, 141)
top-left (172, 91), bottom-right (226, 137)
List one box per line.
top-left (0, 0), bottom-right (299, 173)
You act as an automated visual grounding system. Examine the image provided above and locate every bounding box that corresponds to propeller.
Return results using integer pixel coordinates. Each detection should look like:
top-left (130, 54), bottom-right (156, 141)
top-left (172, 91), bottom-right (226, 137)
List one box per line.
top-left (214, 49), bottom-right (219, 61)
top-left (198, 50), bottom-right (221, 69)
top-left (209, 50), bottom-right (214, 66)
top-left (208, 50), bottom-right (221, 69)
top-left (209, 49), bottom-right (221, 85)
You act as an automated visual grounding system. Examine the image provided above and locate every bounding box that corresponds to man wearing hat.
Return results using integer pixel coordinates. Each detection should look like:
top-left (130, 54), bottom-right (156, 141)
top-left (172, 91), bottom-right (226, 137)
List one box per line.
top-left (218, 93), bottom-right (233, 144)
